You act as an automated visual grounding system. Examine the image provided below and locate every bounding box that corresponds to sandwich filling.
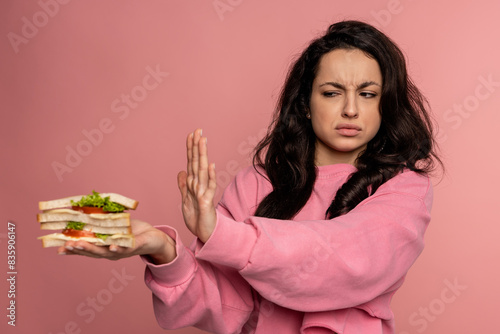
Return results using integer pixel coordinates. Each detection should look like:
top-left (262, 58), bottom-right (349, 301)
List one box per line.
top-left (63, 191), bottom-right (127, 240)
top-left (70, 190), bottom-right (125, 213)
top-left (62, 221), bottom-right (110, 240)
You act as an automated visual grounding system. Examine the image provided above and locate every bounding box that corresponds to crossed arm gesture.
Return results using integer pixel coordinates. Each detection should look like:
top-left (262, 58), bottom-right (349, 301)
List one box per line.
top-left (58, 129), bottom-right (218, 264)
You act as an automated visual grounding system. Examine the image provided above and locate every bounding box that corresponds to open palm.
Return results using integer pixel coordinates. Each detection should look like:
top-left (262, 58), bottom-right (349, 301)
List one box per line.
top-left (177, 129), bottom-right (217, 243)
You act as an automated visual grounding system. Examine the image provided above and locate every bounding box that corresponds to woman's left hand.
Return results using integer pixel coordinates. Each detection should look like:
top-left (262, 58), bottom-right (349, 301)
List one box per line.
top-left (57, 219), bottom-right (177, 264)
top-left (177, 129), bottom-right (217, 243)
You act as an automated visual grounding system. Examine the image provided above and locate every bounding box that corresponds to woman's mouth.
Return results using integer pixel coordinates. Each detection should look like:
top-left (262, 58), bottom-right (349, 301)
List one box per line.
top-left (336, 124), bottom-right (361, 136)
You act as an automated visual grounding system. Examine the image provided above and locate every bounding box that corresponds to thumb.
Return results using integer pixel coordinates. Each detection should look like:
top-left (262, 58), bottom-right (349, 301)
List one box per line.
top-left (177, 171), bottom-right (188, 198)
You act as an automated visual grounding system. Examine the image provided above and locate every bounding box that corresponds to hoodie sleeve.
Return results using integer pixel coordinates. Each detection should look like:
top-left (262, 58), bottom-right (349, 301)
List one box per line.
top-left (141, 226), bottom-right (255, 333)
top-left (196, 168), bottom-right (433, 313)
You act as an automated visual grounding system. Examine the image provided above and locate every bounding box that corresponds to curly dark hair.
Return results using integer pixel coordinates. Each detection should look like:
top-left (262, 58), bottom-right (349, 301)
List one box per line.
top-left (253, 20), bottom-right (442, 219)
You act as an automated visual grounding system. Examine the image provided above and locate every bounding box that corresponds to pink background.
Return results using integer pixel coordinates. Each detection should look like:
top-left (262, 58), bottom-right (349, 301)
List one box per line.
top-left (1, 0), bottom-right (499, 333)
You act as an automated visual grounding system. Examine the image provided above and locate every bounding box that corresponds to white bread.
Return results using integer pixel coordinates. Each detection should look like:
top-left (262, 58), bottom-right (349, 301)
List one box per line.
top-left (40, 222), bottom-right (131, 235)
top-left (38, 233), bottom-right (135, 248)
top-left (37, 209), bottom-right (130, 227)
top-left (39, 193), bottom-right (139, 211)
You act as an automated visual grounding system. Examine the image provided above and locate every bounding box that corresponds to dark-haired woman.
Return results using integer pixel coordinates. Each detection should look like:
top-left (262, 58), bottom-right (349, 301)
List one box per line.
top-left (61, 20), bottom-right (441, 333)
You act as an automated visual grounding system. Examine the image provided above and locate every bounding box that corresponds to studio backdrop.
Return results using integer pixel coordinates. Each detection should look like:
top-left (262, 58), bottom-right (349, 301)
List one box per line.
top-left (1, 0), bottom-right (499, 333)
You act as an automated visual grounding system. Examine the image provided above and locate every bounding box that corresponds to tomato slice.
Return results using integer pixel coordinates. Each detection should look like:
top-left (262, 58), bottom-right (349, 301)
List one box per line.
top-left (71, 206), bottom-right (108, 214)
top-left (62, 229), bottom-right (96, 238)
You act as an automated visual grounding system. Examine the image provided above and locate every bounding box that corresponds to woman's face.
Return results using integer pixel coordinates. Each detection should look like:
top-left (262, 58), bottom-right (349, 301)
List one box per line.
top-left (309, 48), bottom-right (382, 166)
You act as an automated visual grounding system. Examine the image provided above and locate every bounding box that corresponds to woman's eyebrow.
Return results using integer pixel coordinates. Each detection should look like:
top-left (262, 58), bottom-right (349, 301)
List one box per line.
top-left (319, 81), bottom-right (382, 89)
top-left (358, 81), bottom-right (381, 89)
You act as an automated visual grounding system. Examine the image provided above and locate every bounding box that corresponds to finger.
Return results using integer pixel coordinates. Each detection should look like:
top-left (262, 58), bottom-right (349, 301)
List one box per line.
top-left (108, 244), bottom-right (123, 253)
top-left (177, 171), bottom-right (188, 199)
top-left (64, 240), bottom-right (124, 259)
top-left (60, 241), bottom-right (101, 257)
top-left (186, 132), bottom-right (194, 177)
top-left (192, 129), bottom-right (202, 180)
top-left (59, 241), bottom-right (83, 255)
top-left (57, 245), bottom-right (68, 255)
top-left (198, 137), bottom-right (209, 194)
top-left (69, 246), bottom-right (123, 260)
top-left (177, 171), bottom-right (187, 196)
top-left (206, 162), bottom-right (217, 198)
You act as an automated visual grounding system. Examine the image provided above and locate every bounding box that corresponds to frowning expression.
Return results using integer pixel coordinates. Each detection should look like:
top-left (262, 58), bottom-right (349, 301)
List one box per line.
top-left (309, 48), bottom-right (382, 166)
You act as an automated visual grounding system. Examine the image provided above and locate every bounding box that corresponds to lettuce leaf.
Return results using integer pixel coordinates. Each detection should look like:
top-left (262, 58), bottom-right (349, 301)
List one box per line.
top-left (70, 191), bottom-right (125, 213)
top-left (65, 221), bottom-right (86, 230)
top-left (94, 233), bottom-right (110, 240)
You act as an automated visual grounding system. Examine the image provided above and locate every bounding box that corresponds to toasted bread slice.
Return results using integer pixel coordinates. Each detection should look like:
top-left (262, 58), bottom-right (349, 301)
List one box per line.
top-left (37, 209), bottom-right (130, 227)
top-left (40, 222), bottom-right (131, 235)
top-left (38, 233), bottom-right (135, 248)
top-left (39, 193), bottom-right (138, 211)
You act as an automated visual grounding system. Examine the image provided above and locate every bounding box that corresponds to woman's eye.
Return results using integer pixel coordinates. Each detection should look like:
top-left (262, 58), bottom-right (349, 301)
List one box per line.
top-left (322, 91), bottom-right (339, 97)
top-left (360, 92), bottom-right (377, 98)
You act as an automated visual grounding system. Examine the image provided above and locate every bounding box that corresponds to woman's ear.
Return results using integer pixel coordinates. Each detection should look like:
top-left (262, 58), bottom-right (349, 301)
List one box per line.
top-left (305, 105), bottom-right (311, 119)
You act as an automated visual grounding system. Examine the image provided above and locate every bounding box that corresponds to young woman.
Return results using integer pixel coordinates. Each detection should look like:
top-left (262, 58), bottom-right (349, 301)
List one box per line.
top-left (60, 20), bottom-right (441, 333)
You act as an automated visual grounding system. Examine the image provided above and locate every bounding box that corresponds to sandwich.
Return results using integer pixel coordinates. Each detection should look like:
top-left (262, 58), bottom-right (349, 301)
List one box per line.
top-left (37, 191), bottom-right (138, 248)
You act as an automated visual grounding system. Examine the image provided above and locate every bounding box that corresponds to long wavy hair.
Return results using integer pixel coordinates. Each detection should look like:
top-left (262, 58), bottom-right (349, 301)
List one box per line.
top-left (253, 20), bottom-right (442, 220)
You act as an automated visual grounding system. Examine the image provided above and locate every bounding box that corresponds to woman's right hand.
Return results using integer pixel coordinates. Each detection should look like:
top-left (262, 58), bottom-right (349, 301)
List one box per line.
top-left (177, 129), bottom-right (217, 243)
top-left (58, 219), bottom-right (177, 265)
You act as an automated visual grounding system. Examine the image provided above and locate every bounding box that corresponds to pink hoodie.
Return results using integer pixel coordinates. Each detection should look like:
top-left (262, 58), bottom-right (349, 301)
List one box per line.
top-left (142, 163), bottom-right (432, 333)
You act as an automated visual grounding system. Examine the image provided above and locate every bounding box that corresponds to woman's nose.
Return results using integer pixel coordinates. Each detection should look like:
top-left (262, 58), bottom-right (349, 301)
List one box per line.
top-left (342, 95), bottom-right (358, 118)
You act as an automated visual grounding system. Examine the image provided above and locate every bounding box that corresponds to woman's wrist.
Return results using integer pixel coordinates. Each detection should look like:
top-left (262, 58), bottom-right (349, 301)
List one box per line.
top-left (148, 231), bottom-right (177, 265)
